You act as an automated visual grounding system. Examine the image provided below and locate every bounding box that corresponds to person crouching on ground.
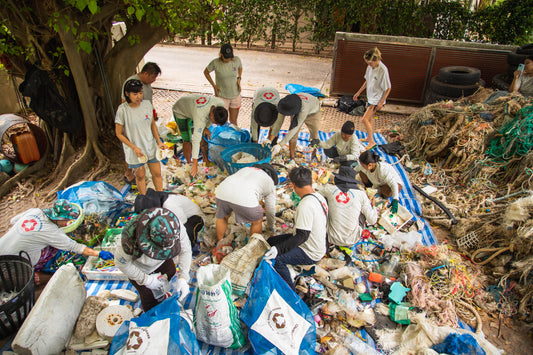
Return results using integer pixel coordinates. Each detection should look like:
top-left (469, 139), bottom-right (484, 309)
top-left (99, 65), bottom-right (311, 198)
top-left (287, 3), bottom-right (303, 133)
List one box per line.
top-left (264, 166), bottom-right (328, 291)
top-left (215, 164), bottom-right (278, 241)
top-left (115, 208), bottom-right (192, 311)
top-left (115, 79), bottom-right (165, 195)
top-left (320, 121), bottom-right (365, 166)
top-left (317, 166), bottom-right (378, 247)
top-left (355, 150), bottom-right (403, 213)
top-left (250, 87), bottom-right (281, 145)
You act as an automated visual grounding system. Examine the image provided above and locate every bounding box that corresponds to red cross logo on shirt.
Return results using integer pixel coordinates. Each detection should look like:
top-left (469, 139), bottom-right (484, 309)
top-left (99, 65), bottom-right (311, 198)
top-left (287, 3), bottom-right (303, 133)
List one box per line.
top-left (335, 192), bottom-right (350, 204)
top-left (196, 97), bottom-right (207, 105)
top-left (21, 219), bottom-right (38, 232)
top-left (264, 92), bottom-right (274, 100)
top-left (298, 94), bottom-right (308, 100)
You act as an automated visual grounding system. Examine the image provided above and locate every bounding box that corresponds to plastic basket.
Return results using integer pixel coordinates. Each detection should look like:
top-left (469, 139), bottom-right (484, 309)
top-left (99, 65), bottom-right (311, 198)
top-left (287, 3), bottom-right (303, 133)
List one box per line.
top-left (456, 231), bottom-right (479, 251)
top-left (61, 202), bottom-right (84, 233)
top-left (0, 251), bottom-right (35, 337)
top-left (220, 143), bottom-right (271, 175)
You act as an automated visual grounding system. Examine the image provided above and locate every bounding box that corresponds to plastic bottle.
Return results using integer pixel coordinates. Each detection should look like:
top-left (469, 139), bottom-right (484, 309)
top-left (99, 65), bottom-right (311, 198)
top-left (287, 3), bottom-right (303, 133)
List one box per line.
top-left (380, 254), bottom-right (400, 277)
top-left (151, 274), bottom-right (170, 301)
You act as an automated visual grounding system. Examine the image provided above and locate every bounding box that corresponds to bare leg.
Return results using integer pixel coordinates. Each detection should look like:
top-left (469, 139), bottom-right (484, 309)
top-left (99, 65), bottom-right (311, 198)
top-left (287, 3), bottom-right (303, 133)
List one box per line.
top-left (361, 106), bottom-right (376, 146)
top-left (216, 216), bottom-right (229, 241)
top-left (289, 141), bottom-right (297, 160)
top-left (250, 219), bottom-right (263, 235)
top-left (134, 165), bottom-right (147, 195)
top-left (200, 138), bottom-right (210, 164)
top-left (182, 141), bottom-right (192, 163)
top-left (147, 161), bottom-right (163, 191)
top-left (229, 107), bottom-right (240, 126)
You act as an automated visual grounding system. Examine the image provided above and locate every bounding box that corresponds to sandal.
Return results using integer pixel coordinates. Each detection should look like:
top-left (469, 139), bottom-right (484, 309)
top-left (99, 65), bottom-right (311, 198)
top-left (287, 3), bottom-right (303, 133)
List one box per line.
top-left (366, 143), bottom-right (377, 151)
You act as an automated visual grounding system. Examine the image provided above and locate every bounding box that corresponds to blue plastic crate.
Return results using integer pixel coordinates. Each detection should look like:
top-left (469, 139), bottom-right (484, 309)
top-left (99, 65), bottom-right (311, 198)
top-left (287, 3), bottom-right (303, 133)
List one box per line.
top-left (221, 143), bottom-right (271, 175)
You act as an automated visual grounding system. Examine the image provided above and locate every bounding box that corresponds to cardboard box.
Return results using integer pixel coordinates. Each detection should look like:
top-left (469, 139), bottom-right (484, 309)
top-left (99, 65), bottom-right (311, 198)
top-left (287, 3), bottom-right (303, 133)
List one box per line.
top-left (378, 205), bottom-right (414, 235)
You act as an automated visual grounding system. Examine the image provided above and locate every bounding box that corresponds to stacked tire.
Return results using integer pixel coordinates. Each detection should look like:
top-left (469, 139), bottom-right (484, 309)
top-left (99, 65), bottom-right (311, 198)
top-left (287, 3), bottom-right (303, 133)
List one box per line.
top-left (425, 66), bottom-right (484, 105)
top-left (491, 43), bottom-right (533, 91)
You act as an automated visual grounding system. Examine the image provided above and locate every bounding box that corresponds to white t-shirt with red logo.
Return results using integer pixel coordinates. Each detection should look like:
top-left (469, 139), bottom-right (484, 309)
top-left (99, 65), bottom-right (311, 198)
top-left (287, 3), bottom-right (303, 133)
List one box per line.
top-left (0, 208), bottom-right (87, 267)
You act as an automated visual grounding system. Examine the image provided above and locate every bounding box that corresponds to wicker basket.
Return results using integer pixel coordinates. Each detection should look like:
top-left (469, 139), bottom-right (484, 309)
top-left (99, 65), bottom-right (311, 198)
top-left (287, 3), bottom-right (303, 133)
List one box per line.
top-left (220, 143), bottom-right (271, 175)
top-left (0, 252), bottom-right (35, 337)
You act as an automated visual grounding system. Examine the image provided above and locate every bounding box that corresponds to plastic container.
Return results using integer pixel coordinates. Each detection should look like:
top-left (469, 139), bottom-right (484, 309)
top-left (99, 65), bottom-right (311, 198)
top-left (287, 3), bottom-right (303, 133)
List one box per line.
top-left (81, 256), bottom-right (128, 281)
top-left (220, 143), bottom-right (271, 175)
top-left (378, 204), bottom-right (414, 235)
top-left (151, 274), bottom-right (170, 301)
top-left (0, 252), bottom-right (35, 338)
top-left (61, 202), bottom-right (84, 233)
top-left (11, 132), bottom-right (40, 164)
top-left (100, 228), bottom-right (123, 250)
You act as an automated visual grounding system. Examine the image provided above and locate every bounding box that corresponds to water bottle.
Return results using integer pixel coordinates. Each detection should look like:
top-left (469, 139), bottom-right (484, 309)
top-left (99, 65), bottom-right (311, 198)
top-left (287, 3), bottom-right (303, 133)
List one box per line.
top-left (151, 274), bottom-right (170, 301)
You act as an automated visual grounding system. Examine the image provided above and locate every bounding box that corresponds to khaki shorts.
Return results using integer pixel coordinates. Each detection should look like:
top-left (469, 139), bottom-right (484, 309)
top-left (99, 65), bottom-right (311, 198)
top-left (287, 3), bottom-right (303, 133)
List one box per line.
top-left (215, 198), bottom-right (263, 223)
top-left (289, 111), bottom-right (321, 143)
top-left (221, 95), bottom-right (242, 109)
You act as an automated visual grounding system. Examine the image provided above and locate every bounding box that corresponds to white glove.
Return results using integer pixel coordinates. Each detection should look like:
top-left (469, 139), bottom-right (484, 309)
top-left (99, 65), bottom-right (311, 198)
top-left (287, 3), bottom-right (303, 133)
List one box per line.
top-left (261, 139), bottom-right (272, 148)
top-left (143, 273), bottom-right (163, 290)
top-left (271, 144), bottom-right (282, 157)
top-left (176, 278), bottom-right (190, 303)
top-left (264, 246), bottom-right (278, 260)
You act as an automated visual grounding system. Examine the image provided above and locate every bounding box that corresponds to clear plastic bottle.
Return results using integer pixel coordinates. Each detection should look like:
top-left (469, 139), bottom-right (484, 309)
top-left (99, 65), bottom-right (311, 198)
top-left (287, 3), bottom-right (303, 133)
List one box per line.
top-left (151, 274), bottom-right (170, 301)
top-left (380, 254), bottom-right (400, 277)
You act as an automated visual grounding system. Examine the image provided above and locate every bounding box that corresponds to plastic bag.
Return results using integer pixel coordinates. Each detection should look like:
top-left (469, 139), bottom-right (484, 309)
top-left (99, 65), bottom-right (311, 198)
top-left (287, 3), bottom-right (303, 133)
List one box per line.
top-left (285, 83), bottom-right (325, 98)
top-left (432, 333), bottom-right (486, 355)
top-left (57, 181), bottom-right (131, 221)
top-left (109, 294), bottom-right (200, 355)
top-left (240, 259), bottom-right (316, 355)
top-left (206, 124), bottom-right (250, 169)
top-left (194, 264), bottom-right (246, 348)
top-left (343, 333), bottom-right (381, 355)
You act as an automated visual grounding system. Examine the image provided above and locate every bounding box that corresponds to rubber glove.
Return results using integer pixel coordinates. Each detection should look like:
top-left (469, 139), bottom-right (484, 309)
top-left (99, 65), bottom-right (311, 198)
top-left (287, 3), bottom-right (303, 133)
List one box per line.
top-left (264, 246), bottom-right (278, 260)
top-left (261, 139), bottom-right (272, 149)
top-left (332, 155), bottom-right (347, 164)
top-left (308, 138), bottom-right (321, 149)
top-left (271, 144), bottom-right (282, 157)
top-left (99, 250), bottom-right (114, 260)
top-left (391, 199), bottom-right (399, 214)
top-left (176, 278), bottom-right (190, 303)
top-left (144, 273), bottom-right (163, 290)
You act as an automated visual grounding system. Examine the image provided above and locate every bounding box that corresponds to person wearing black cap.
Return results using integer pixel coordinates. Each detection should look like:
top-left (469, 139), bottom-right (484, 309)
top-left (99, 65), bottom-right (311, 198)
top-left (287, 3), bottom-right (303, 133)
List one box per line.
top-left (204, 43), bottom-right (243, 126)
top-left (215, 164), bottom-right (278, 241)
top-left (319, 121), bottom-right (365, 166)
top-left (250, 87), bottom-right (281, 144)
top-left (317, 166), bottom-right (378, 246)
top-left (270, 93), bottom-right (321, 159)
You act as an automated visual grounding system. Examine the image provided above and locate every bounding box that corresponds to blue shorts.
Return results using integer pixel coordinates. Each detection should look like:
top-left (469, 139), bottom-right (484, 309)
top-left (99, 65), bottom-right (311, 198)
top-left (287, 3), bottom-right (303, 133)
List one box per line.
top-left (128, 158), bottom-right (159, 169)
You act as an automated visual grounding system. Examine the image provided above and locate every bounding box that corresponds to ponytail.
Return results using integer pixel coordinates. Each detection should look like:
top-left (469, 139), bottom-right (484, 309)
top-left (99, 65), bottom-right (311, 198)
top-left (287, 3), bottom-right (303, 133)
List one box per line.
top-left (359, 150), bottom-right (381, 165)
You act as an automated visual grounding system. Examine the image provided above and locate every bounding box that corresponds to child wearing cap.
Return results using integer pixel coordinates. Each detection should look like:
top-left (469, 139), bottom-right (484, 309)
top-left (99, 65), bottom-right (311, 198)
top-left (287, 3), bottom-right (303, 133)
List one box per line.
top-left (204, 43), bottom-right (243, 126)
top-left (250, 87), bottom-right (281, 144)
top-left (320, 121), bottom-right (365, 166)
top-left (115, 78), bottom-right (166, 195)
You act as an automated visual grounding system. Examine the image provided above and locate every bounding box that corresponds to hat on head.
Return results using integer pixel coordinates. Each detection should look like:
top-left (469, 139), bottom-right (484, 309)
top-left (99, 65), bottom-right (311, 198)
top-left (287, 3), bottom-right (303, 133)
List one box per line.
top-left (341, 121), bottom-right (355, 135)
top-left (333, 166), bottom-right (360, 192)
top-left (43, 199), bottom-right (80, 221)
top-left (221, 43), bottom-right (234, 59)
top-left (253, 163), bottom-right (279, 185)
top-left (121, 208), bottom-right (181, 261)
top-left (254, 102), bottom-right (278, 127)
top-left (277, 94), bottom-right (302, 116)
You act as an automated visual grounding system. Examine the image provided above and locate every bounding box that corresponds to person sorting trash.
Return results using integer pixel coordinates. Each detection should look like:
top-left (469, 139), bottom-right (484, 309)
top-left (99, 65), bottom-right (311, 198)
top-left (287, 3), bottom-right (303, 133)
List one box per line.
top-left (250, 87), bottom-right (281, 144)
top-left (319, 121), bottom-right (365, 166)
top-left (115, 208), bottom-right (192, 311)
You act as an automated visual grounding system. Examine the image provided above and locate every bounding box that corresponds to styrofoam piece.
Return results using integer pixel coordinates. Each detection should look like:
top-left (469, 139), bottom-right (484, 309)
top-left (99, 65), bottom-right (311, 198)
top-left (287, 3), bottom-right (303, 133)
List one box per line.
top-left (96, 305), bottom-right (133, 340)
top-left (110, 289), bottom-right (139, 303)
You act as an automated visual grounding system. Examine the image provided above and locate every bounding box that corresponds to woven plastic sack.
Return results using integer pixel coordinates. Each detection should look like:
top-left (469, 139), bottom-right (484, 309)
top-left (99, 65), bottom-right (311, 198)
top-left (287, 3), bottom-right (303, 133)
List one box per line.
top-left (206, 124), bottom-right (250, 169)
top-left (194, 264), bottom-right (245, 349)
top-left (109, 294), bottom-right (200, 355)
top-left (240, 259), bottom-right (316, 355)
top-left (220, 233), bottom-right (271, 297)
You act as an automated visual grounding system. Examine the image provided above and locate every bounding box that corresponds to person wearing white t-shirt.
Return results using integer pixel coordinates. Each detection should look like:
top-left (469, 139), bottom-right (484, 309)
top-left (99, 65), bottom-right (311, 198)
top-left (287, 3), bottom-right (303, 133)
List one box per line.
top-left (510, 56), bottom-right (533, 97)
top-left (215, 164), bottom-right (278, 241)
top-left (319, 121), bottom-right (365, 166)
top-left (353, 48), bottom-right (392, 149)
top-left (264, 166), bottom-right (328, 291)
top-left (250, 87), bottom-right (281, 144)
top-left (172, 94), bottom-right (228, 177)
top-left (317, 166), bottom-right (378, 246)
top-left (355, 150), bottom-right (403, 214)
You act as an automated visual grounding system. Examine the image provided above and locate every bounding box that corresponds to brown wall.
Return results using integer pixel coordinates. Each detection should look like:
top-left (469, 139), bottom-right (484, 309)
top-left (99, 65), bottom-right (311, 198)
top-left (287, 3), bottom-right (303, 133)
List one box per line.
top-left (331, 32), bottom-right (513, 104)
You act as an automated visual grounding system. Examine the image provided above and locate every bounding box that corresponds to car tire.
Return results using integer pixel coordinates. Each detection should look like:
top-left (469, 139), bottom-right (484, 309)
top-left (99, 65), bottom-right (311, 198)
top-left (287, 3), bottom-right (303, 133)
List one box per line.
top-left (491, 73), bottom-right (511, 91)
top-left (516, 43), bottom-right (533, 55)
top-left (424, 89), bottom-right (457, 105)
top-left (437, 66), bottom-right (481, 85)
top-left (430, 76), bottom-right (485, 98)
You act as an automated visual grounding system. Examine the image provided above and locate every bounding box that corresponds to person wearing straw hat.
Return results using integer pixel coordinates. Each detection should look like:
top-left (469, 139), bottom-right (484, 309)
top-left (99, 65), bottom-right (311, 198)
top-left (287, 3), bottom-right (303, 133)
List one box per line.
top-left (250, 87), bottom-right (281, 145)
top-left (270, 93), bottom-right (321, 160)
top-left (0, 200), bottom-right (113, 283)
top-left (215, 164), bottom-right (278, 241)
top-left (172, 94), bottom-right (228, 178)
top-left (115, 207), bottom-right (192, 311)
top-left (317, 166), bottom-right (378, 246)
top-left (319, 121), bottom-right (366, 166)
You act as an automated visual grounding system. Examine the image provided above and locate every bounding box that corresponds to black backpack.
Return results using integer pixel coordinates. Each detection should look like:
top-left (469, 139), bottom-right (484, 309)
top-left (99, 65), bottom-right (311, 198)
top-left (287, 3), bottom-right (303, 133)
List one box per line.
top-left (337, 95), bottom-right (365, 114)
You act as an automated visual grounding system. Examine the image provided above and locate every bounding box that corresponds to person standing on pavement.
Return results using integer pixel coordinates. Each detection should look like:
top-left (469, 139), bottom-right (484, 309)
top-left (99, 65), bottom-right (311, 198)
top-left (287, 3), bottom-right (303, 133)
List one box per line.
top-left (264, 166), bottom-right (328, 291)
top-left (115, 208), bottom-right (192, 311)
top-left (172, 94), bottom-right (228, 178)
top-left (270, 93), bottom-right (322, 160)
top-left (356, 150), bottom-right (403, 214)
top-left (317, 166), bottom-right (378, 247)
top-left (116, 79), bottom-right (165, 195)
top-left (204, 43), bottom-right (243, 126)
top-left (250, 87), bottom-right (281, 144)
top-left (353, 48), bottom-right (392, 150)
top-left (215, 164), bottom-right (278, 241)
top-left (121, 62), bottom-right (162, 185)
top-left (319, 121), bottom-right (365, 166)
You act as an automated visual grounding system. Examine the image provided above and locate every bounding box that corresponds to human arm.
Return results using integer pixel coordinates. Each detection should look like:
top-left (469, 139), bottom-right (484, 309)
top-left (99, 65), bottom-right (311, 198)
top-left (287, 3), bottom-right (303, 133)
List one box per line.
top-left (272, 229), bottom-right (311, 255)
top-left (345, 136), bottom-right (365, 161)
top-left (150, 117), bottom-right (165, 149)
top-left (203, 66), bottom-right (220, 96)
top-left (174, 224), bottom-right (192, 282)
top-left (319, 132), bottom-right (338, 150)
top-left (353, 81), bottom-right (367, 101)
top-left (360, 193), bottom-right (378, 226)
top-left (81, 247), bottom-right (113, 260)
top-left (264, 189), bottom-right (276, 232)
top-left (114, 244), bottom-right (156, 285)
top-left (376, 87), bottom-right (392, 111)
top-left (510, 70), bottom-right (523, 93)
top-left (278, 112), bottom-right (305, 147)
top-left (115, 123), bottom-right (144, 157)
top-left (237, 65), bottom-right (242, 92)
top-left (269, 113), bottom-right (285, 142)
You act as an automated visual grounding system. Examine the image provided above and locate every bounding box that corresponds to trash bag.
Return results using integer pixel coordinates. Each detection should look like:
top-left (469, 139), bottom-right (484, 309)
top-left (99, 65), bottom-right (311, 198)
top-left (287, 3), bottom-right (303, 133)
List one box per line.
top-left (337, 95), bottom-right (365, 114)
top-left (109, 294), bottom-right (200, 355)
top-left (194, 264), bottom-right (246, 349)
top-left (240, 259), bottom-right (316, 355)
top-left (206, 123), bottom-right (250, 169)
top-left (285, 83), bottom-right (325, 98)
top-left (56, 181), bottom-right (131, 222)
top-left (432, 333), bottom-right (486, 355)
top-left (378, 141), bottom-right (405, 157)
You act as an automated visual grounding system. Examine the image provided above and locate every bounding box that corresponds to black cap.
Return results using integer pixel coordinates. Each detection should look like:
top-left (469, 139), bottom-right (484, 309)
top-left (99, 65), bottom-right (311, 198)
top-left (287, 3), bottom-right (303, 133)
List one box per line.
top-left (277, 94), bottom-right (302, 116)
top-left (341, 121), bottom-right (355, 135)
top-left (253, 163), bottom-right (278, 185)
top-left (333, 166), bottom-right (360, 191)
top-left (254, 102), bottom-right (278, 127)
top-left (221, 43), bottom-right (234, 59)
